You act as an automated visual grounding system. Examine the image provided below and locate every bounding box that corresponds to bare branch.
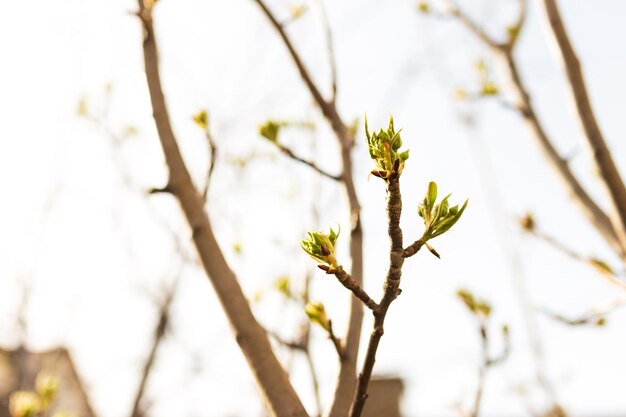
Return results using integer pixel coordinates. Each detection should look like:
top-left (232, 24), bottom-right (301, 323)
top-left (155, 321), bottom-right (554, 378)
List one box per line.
top-left (442, 1), bottom-right (624, 258)
top-left (327, 320), bottom-right (346, 359)
top-left (130, 272), bottom-right (181, 417)
top-left (311, 0), bottom-right (338, 102)
top-left (277, 143), bottom-right (341, 181)
top-left (135, 3), bottom-right (308, 416)
top-left (470, 321), bottom-right (510, 417)
top-left (519, 216), bottom-right (626, 291)
top-left (201, 129), bottom-right (218, 203)
top-left (541, 297), bottom-right (626, 326)
top-left (538, 0), bottom-right (626, 255)
top-left (253, 2), bottom-right (364, 415)
top-left (443, 0), bottom-right (502, 50)
top-left (253, 0), bottom-right (347, 143)
top-left (332, 267), bottom-right (378, 311)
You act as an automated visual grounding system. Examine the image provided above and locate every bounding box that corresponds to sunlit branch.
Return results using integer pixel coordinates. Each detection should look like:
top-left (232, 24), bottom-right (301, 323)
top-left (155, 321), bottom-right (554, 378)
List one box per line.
top-left (440, 0), bottom-right (624, 258)
top-left (541, 297), bottom-right (626, 327)
top-left (539, 0), bottom-right (626, 256)
top-left (135, 2), bottom-right (309, 415)
top-left (277, 142), bottom-right (341, 181)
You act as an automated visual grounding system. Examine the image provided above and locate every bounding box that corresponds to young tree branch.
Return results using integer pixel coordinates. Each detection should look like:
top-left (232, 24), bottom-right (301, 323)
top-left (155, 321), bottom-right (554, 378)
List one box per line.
top-left (277, 143), bottom-right (341, 181)
top-left (135, 4), bottom-right (308, 416)
top-left (349, 176), bottom-right (405, 417)
top-left (201, 128), bottom-right (217, 202)
top-left (253, 2), bottom-right (363, 415)
top-left (130, 275), bottom-right (179, 417)
top-left (541, 297), bottom-right (626, 327)
top-left (332, 267), bottom-right (378, 311)
top-left (470, 321), bottom-right (510, 417)
top-left (538, 0), bottom-right (626, 255)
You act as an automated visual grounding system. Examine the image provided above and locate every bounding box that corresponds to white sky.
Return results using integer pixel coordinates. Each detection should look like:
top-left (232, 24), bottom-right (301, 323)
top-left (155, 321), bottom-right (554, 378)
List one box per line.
top-left (1, 0), bottom-right (626, 416)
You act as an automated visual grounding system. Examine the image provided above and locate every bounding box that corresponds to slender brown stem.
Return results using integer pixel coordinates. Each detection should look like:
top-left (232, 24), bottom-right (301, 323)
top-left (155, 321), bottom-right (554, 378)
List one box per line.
top-left (277, 143), bottom-right (341, 181)
top-left (130, 276), bottom-right (179, 417)
top-left (350, 177), bottom-right (404, 417)
top-left (327, 320), bottom-right (346, 359)
top-left (542, 297), bottom-right (626, 326)
top-left (403, 238), bottom-right (425, 258)
top-left (311, 0), bottom-right (338, 102)
top-left (471, 323), bottom-right (488, 417)
top-left (333, 268), bottom-right (378, 311)
top-left (201, 129), bottom-right (217, 202)
top-left (135, 4), bottom-right (308, 416)
top-left (539, 0), bottom-right (626, 255)
top-left (470, 320), bottom-right (510, 417)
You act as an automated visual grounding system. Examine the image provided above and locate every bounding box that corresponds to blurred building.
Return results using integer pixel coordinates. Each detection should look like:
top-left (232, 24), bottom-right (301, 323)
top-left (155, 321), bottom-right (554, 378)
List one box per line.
top-left (363, 376), bottom-right (404, 417)
top-left (0, 346), bottom-right (94, 417)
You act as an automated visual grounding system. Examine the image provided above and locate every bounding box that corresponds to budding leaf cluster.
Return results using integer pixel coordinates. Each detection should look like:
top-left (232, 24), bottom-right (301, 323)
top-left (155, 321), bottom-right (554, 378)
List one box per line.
top-left (305, 302), bottom-right (331, 332)
top-left (418, 182), bottom-right (468, 241)
top-left (365, 116), bottom-right (409, 180)
top-left (457, 289), bottom-right (492, 317)
top-left (300, 226), bottom-right (340, 271)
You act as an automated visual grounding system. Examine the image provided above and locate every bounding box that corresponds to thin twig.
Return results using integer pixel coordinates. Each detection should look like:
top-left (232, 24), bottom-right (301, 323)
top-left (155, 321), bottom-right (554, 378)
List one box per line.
top-left (522, 224), bottom-right (626, 291)
top-left (277, 143), bottom-right (341, 181)
top-left (470, 320), bottom-right (510, 417)
top-left (202, 129), bottom-right (218, 202)
top-left (311, 0), bottom-right (337, 102)
top-left (327, 320), bottom-right (346, 359)
top-left (541, 297), bottom-right (626, 327)
top-left (130, 271), bottom-right (182, 417)
top-left (443, 0), bottom-right (502, 50)
top-left (332, 267), bottom-right (378, 311)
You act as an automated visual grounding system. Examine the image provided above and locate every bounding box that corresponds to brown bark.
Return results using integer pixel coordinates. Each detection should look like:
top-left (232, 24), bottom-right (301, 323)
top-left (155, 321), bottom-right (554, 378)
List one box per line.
top-left (135, 4), bottom-right (308, 416)
top-left (539, 0), bottom-right (626, 256)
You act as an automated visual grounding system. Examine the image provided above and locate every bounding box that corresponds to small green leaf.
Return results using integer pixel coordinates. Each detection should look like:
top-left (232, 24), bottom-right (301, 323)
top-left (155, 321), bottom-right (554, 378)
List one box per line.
top-left (588, 258), bottom-right (614, 276)
top-left (259, 120), bottom-right (281, 143)
top-left (193, 110), bottom-right (209, 130)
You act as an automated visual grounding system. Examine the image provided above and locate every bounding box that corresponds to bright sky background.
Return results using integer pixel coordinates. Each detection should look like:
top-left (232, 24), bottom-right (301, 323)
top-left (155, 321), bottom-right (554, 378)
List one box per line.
top-left (1, 0), bottom-right (626, 416)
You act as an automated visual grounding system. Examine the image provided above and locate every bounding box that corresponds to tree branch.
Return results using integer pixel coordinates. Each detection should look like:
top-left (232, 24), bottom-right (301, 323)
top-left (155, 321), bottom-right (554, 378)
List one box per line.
top-left (311, 0), bottom-right (338, 102)
top-left (130, 275), bottom-right (179, 417)
top-left (541, 297), bottom-right (626, 326)
top-left (538, 0), bottom-right (626, 255)
top-left (349, 177), bottom-right (405, 417)
top-left (332, 267), bottom-right (378, 311)
top-left (201, 129), bottom-right (217, 202)
top-left (277, 143), bottom-right (341, 181)
top-left (135, 4), bottom-right (308, 416)
top-left (444, 0), bottom-right (624, 259)
top-left (253, 2), bottom-right (363, 415)
top-left (470, 321), bottom-right (510, 417)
